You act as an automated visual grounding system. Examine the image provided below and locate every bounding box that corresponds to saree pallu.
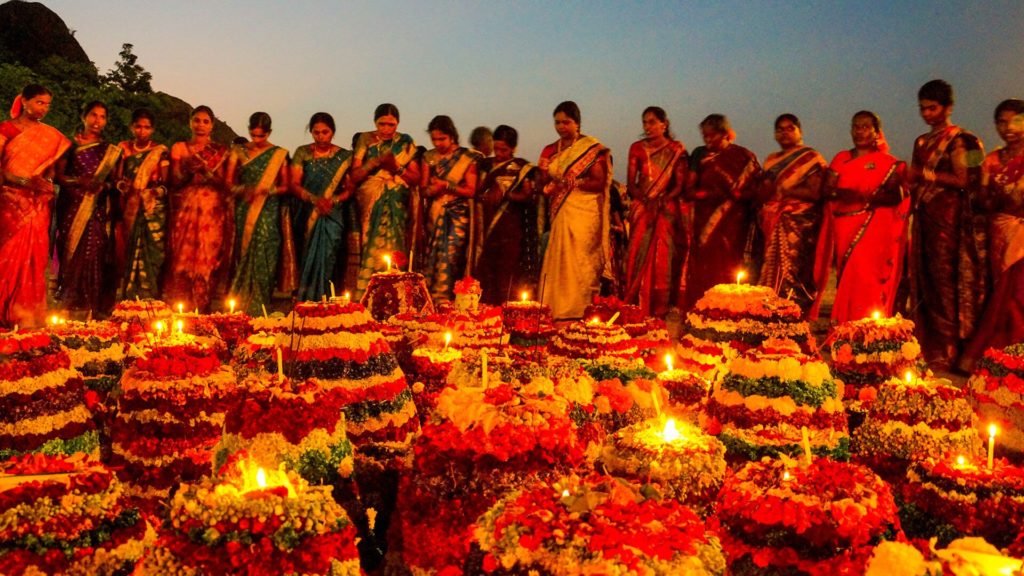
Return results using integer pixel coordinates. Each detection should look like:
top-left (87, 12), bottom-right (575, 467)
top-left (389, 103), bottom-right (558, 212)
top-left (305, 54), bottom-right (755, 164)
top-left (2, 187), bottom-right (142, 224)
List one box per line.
top-left (354, 132), bottom-right (415, 297)
top-left (684, 144), bottom-right (761, 309)
top-left (425, 197), bottom-right (470, 303)
top-left (230, 146), bottom-right (288, 316)
top-left (118, 145), bottom-right (167, 300)
top-left (824, 150), bottom-right (909, 323)
top-left (294, 146), bottom-right (351, 302)
top-left (624, 140), bottom-right (688, 317)
top-left (166, 143), bottom-right (229, 312)
top-left (56, 141), bottom-right (121, 313)
top-left (477, 159), bottom-right (539, 305)
top-left (961, 150), bottom-right (1024, 369)
top-left (538, 137), bottom-right (613, 320)
top-left (0, 121), bottom-right (69, 327)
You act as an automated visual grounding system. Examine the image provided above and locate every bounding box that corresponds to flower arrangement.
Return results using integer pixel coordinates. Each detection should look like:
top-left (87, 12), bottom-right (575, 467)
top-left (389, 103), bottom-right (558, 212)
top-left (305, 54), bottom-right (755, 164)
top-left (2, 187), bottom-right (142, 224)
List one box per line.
top-left (469, 473), bottom-right (726, 575)
top-left (716, 458), bottom-right (900, 576)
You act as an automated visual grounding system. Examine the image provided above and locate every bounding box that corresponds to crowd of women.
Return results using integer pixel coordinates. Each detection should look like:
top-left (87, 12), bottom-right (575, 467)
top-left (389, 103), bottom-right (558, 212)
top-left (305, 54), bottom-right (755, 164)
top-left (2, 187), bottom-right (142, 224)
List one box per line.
top-left (0, 80), bottom-right (1022, 372)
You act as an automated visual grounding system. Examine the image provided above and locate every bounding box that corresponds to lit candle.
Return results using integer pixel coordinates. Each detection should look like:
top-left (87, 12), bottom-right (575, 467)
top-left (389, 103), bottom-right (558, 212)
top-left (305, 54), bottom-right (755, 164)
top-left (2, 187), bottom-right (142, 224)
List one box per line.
top-left (177, 302), bottom-right (184, 315)
top-left (50, 314), bottom-right (59, 326)
top-left (384, 254), bottom-right (392, 272)
top-left (589, 316), bottom-right (600, 325)
top-left (276, 347), bottom-right (284, 380)
top-left (175, 319), bottom-right (184, 334)
top-left (154, 320), bottom-right (165, 340)
top-left (871, 310), bottom-right (882, 320)
top-left (664, 353), bottom-right (673, 373)
top-left (444, 331), bottom-right (452, 350)
top-left (342, 291), bottom-right (351, 305)
top-left (782, 469), bottom-right (792, 482)
top-left (904, 370), bottom-right (915, 385)
top-left (520, 291), bottom-right (529, 303)
top-left (481, 351), bottom-right (488, 387)
top-left (228, 298), bottom-right (237, 314)
top-left (330, 281), bottom-right (336, 300)
top-left (988, 424), bottom-right (997, 470)
top-left (736, 270), bottom-right (746, 284)
top-left (801, 426), bottom-right (812, 466)
top-left (659, 417), bottom-right (682, 443)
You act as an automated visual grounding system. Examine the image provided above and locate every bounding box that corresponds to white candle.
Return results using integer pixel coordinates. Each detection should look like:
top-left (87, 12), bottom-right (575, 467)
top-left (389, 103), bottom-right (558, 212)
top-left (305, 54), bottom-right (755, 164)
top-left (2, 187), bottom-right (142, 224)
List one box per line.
top-left (330, 281), bottom-right (336, 300)
top-left (988, 424), bottom-right (997, 470)
top-left (262, 304), bottom-right (268, 318)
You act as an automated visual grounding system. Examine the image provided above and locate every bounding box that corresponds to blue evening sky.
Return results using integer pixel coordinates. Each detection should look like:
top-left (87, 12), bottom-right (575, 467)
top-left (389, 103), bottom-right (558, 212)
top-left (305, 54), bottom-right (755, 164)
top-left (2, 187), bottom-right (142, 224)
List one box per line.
top-left (45, 0), bottom-right (1024, 169)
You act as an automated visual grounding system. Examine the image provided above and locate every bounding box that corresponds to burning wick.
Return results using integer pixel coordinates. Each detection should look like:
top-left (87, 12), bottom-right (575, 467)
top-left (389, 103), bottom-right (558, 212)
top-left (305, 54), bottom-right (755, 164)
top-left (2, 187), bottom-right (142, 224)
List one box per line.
top-left (664, 353), bottom-right (673, 373)
top-left (384, 255), bottom-right (392, 272)
top-left (520, 291), bottom-right (529, 303)
top-left (342, 291), bottom-right (351, 304)
top-left (735, 270), bottom-right (746, 284)
top-left (443, 331), bottom-right (452, 350)
top-left (177, 302), bottom-right (184, 315)
top-left (904, 370), bottom-right (914, 384)
top-left (782, 470), bottom-right (792, 482)
top-left (154, 320), bottom-right (165, 340)
top-left (175, 320), bottom-right (184, 334)
top-left (660, 418), bottom-right (683, 443)
top-left (228, 299), bottom-right (237, 314)
top-left (871, 310), bottom-right (882, 320)
top-left (50, 314), bottom-right (60, 326)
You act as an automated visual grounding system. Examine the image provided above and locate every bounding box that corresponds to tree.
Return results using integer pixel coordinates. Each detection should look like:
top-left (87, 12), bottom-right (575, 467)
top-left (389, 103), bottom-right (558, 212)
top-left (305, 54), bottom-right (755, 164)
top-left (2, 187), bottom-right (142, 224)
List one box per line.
top-left (104, 43), bottom-right (152, 94)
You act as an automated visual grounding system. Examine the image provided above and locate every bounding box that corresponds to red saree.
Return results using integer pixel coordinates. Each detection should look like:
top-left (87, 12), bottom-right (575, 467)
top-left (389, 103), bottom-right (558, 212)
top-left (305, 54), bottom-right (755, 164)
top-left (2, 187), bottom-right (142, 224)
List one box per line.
top-left (624, 139), bottom-right (689, 316)
top-left (820, 150), bottom-right (909, 323)
top-left (684, 143), bottom-right (761, 309)
top-left (0, 121), bottom-right (70, 327)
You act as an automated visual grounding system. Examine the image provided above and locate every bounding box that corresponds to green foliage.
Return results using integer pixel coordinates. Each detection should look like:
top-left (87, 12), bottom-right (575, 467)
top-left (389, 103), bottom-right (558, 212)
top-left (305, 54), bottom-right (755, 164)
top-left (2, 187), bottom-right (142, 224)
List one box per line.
top-left (103, 43), bottom-right (152, 94)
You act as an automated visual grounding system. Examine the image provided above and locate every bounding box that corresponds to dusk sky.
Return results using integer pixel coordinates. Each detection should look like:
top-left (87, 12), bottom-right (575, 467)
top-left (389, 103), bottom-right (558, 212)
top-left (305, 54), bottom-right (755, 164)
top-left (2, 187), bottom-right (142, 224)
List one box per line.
top-left (43, 0), bottom-right (1024, 168)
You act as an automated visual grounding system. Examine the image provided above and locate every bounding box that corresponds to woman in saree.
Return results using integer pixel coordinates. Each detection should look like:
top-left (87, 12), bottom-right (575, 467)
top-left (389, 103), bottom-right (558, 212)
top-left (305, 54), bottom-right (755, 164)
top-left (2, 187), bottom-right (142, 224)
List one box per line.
top-left (225, 112), bottom-right (290, 316)
top-left (421, 115), bottom-right (479, 303)
top-left (758, 113), bottom-right (826, 313)
top-left (683, 114), bottom-right (762, 309)
top-left (961, 99), bottom-right (1024, 369)
top-left (477, 125), bottom-right (539, 305)
top-left (291, 112), bottom-right (352, 301)
top-left (0, 84), bottom-right (70, 327)
top-left (814, 111), bottom-right (909, 322)
top-left (623, 106), bottom-right (689, 317)
top-left (115, 108), bottom-right (168, 300)
top-left (55, 100), bottom-right (122, 315)
top-left (165, 105), bottom-right (230, 313)
top-left (537, 101), bottom-right (613, 320)
top-left (350, 103), bottom-right (419, 297)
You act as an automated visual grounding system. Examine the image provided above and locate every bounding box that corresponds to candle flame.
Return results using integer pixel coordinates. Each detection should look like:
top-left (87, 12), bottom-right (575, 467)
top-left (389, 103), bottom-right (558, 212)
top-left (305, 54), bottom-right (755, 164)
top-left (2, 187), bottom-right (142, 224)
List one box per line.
top-left (989, 424), bottom-right (998, 438)
top-left (177, 302), bottom-right (184, 314)
top-left (228, 298), bottom-right (237, 313)
top-left (871, 310), bottom-right (881, 320)
top-left (343, 291), bottom-right (351, 302)
top-left (561, 489), bottom-right (570, 497)
top-left (904, 370), bottom-right (914, 384)
top-left (664, 353), bottom-right (673, 373)
top-left (589, 316), bottom-right (600, 325)
top-left (783, 470), bottom-right (792, 481)
top-left (175, 320), bottom-right (184, 334)
top-left (50, 314), bottom-right (59, 326)
top-left (384, 255), bottom-right (392, 270)
top-left (214, 458), bottom-right (297, 498)
top-left (660, 418), bottom-right (683, 443)
top-left (736, 270), bottom-right (746, 284)
top-left (520, 291), bottom-right (529, 302)
top-left (154, 320), bottom-right (165, 332)
top-left (957, 455), bottom-right (966, 467)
